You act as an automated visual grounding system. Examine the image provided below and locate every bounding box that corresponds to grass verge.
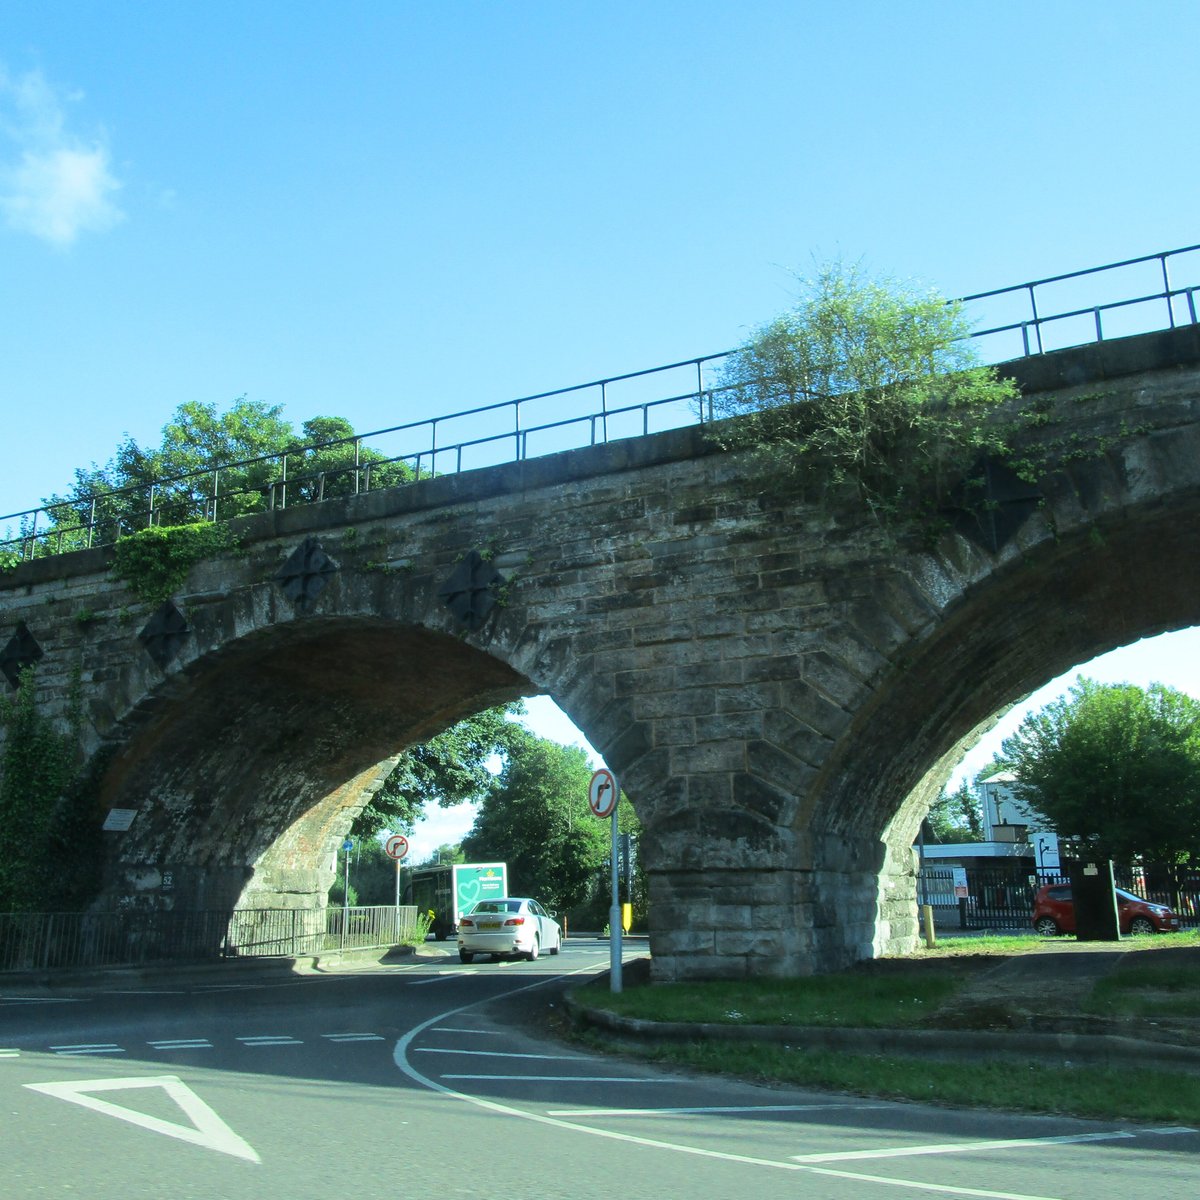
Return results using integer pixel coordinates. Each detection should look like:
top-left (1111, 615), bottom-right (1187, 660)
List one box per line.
top-left (567, 933), bottom-right (1200, 1123)
top-left (571, 1027), bottom-right (1200, 1124)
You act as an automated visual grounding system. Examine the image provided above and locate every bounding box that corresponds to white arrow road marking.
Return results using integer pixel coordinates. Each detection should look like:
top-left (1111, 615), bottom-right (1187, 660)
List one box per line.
top-left (24, 1074), bottom-right (261, 1163)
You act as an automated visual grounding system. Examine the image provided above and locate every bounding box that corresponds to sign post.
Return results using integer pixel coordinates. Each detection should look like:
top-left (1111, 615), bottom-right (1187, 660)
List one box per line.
top-left (384, 834), bottom-right (410, 910)
top-left (588, 767), bottom-right (622, 993)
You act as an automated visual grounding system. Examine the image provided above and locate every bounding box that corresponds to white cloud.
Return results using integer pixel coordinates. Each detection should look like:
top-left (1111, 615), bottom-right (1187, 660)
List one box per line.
top-left (0, 66), bottom-right (124, 247)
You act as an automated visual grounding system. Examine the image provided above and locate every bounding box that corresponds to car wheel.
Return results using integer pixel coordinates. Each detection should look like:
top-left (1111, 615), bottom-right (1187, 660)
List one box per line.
top-left (549, 934), bottom-right (560, 956)
top-left (459, 949), bottom-right (474, 964)
top-left (526, 936), bottom-right (540, 962)
top-left (1034, 917), bottom-right (1060, 936)
top-left (1129, 917), bottom-right (1156, 935)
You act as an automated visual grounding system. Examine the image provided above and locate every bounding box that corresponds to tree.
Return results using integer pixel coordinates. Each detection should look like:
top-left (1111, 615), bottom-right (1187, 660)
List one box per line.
top-left (925, 780), bottom-right (984, 843)
top-left (350, 704), bottom-right (524, 839)
top-left (40, 397), bottom-right (415, 549)
top-left (1002, 677), bottom-right (1200, 864)
top-left (461, 729), bottom-right (608, 914)
top-left (712, 262), bottom-right (1019, 522)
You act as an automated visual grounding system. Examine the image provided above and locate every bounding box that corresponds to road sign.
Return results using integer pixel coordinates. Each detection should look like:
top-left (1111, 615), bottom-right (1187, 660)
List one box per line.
top-left (384, 833), bottom-right (409, 861)
top-left (342, 839), bottom-right (354, 852)
top-left (588, 767), bottom-right (619, 819)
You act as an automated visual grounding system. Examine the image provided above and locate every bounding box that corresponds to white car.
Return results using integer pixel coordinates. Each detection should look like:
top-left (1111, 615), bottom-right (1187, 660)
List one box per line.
top-left (457, 897), bottom-right (562, 963)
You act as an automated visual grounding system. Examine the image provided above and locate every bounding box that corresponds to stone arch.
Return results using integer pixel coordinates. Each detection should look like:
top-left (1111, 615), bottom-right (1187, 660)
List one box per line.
top-left (93, 615), bottom-right (538, 913)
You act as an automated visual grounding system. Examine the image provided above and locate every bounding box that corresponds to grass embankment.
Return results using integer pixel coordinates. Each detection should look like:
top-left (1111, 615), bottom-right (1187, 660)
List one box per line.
top-left (571, 932), bottom-right (1200, 1123)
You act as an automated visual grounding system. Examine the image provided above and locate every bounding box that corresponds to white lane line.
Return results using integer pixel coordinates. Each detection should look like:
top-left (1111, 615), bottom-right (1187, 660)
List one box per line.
top-left (322, 1033), bottom-right (385, 1043)
top-left (430, 1026), bottom-right (505, 1035)
top-left (50, 1043), bottom-right (125, 1055)
top-left (443, 1074), bottom-right (675, 1083)
top-left (409, 971), bottom-right (478, 986)
top-left (792, 1130), bottom-right (1137, 1163)
top-left (1, 1048), bottom-right (20, 1058)
top-left (25, 1074), bottom-right (260, 1163)
top-left (147, 1039), bottom-right (213, 1051)
top-left (414, 1047), bottom-right (598, 1061)
top-left (393, 965), bottom-right (1068, 1200)
top-left (237, 1035), bottom-right (303, 1046)
top-left (552, 1103), bottom-right (892, 1117)
top-left (1, 996), bottom-right (83, 1005)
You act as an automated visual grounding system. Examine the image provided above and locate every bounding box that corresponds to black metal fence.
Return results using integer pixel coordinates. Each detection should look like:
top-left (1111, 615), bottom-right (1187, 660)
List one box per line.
top-left (919, 864), bottom-right (1200, 931)
top-left (4, 243), bottom-right (1198, 561)
top-left (0, 904), bottom-right (422, 973)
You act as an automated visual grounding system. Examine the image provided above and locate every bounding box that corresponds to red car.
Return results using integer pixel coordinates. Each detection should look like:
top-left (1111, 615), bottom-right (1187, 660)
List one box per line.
top-left (1032, 883), bottom-right (1181, 936)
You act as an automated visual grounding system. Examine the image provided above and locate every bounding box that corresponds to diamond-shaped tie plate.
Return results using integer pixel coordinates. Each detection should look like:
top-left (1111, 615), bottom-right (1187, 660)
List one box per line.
top-left (946, 456), bottom-right (1043, 554)
top-left (138, 600), bottom-right (190, 669)
top-left (275, 537), bottom-right (338, 612)
top-left (438, 550), bottom-right (505, 632)
top-left (0, 622), bottom-right (44, 689)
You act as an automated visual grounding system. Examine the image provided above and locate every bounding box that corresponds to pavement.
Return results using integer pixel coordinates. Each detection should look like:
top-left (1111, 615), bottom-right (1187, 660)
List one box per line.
top-left (566, 939), bottom-right (1200, 1076)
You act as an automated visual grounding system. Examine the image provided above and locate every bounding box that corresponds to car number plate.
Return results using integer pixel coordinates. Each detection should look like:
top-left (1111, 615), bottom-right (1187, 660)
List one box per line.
top-left (479, 921), bottom-right (501, 930)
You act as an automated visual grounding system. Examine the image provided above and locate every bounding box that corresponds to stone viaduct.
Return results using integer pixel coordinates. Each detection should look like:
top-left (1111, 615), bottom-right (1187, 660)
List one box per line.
top-left (3, 326), bottom-right (1200, 980)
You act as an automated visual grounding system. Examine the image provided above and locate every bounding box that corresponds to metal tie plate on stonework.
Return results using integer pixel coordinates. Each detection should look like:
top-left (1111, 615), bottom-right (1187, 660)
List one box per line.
top-left (0, 621), bottom-right (44, 688)
top-left (274, 537), bottom-right (339, 612)
top-left (138, 600), bottom-right (190, 668)
top-left (946, 456), bottom-right (1044, 554)
top-left (438, 550), bottom-right (505, 632)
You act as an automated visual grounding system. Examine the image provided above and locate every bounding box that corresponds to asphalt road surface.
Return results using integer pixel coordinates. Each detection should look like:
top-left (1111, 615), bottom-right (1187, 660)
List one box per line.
top-left (1, 941), bottom-right (1196, 1200)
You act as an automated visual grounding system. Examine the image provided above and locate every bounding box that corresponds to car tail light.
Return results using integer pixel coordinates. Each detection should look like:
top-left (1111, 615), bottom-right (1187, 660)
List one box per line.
top-left (503, 917), bottom-right (525, 926)
top-left (460, 918), bottom-right (474, 928)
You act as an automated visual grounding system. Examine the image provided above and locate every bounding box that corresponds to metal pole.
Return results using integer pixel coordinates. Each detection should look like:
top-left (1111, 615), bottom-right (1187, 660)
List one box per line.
top-left (609, 806), bottom-right (622, 993)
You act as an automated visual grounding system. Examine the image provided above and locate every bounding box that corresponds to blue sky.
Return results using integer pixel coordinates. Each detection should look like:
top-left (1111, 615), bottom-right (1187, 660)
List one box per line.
top-left (3, 3), bottom-right (1198, 860)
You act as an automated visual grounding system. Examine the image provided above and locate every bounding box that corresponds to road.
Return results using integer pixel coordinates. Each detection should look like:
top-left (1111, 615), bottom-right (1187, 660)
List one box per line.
top-left (1, 940), bottom-right (1196, 1199)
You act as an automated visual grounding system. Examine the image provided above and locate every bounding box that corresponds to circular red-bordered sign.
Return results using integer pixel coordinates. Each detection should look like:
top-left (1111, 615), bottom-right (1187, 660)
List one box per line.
top-left (384, 834), bottom-right (410, 861)
top-left (588, 768), bottom-right (619, 819)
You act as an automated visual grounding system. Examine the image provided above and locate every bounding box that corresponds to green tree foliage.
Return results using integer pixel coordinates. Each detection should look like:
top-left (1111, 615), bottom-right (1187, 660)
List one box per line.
top-left (0, 669), bottom-right (101, 911)
top-left (713, 262), bottom-right (1019, 522)
top-left (350, 704), bottom-right (524, 839)
top-left (1003, 677), bottom-right (1200, 864)
top-left (461, 729), bottom-right (608, 914)
top-left (926, 780), bottom-right (984, 843)
top-left (40, 398), bottom-right (415, 549)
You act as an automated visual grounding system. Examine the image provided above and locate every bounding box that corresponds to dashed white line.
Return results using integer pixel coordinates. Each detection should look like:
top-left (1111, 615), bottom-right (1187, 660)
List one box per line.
top-left (236, 1035), bottom-right (303, 1046)
top-left (409, 971), bottom-right (479, 985)
top-left (147, 1039), bottom-right (213, 1051)
top-left (322, 1033), bottom-right (385, 1043)
top-left (791, 1130), bottom-right (1142, 1163)
top-left (51, 1043), bottom-right (125, 1056)
top-left (552, 1103), bottom-right (892, 1117)
top-left (414, 1047), bottom-right (597, 1061)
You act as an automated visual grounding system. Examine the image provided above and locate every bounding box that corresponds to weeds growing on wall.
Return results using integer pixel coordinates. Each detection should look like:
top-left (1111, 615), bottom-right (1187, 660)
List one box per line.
top-left (111, 521), bottom-right (238, 605)
top-left (0, 666), bottom-right (101, 912)
top-left (711, 262), bottom-right (1021, 529)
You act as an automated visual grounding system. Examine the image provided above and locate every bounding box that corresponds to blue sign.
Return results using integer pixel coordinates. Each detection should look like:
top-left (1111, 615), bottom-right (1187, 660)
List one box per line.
top-left (342, 839), bottom-right (354, 852)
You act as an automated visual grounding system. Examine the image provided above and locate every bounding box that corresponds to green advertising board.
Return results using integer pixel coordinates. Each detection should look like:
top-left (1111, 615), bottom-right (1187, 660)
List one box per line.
top-left (454, 862), bottom-right (508, 918)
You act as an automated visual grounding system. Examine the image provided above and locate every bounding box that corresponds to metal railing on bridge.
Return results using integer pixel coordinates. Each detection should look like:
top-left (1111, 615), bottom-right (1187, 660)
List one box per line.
top-left (3, 243), bottom-right (1198, 561)
top-left (0, 904), bottom-right (423, 973)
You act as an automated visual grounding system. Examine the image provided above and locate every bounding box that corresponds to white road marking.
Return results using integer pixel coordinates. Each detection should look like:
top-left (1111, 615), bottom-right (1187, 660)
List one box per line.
top-left (430, 1026), bottom-right (505, 1035)
top-left (552, 1103), bottom-right (892, 1117)
top-left (394, 966), bottom-right (1067, 1200)
top-left (51, 1043), bottom-right (125, 1055)
top-left (414, 1047), bottom-right (598, 1060)
top-left (0, 995), bottom-right (83, 1005)
top-left (1, 1048), bottom-right (20, 1058)
top-left (791, 1130), bottom-right (1139, 1162)
top-left (409, 971), bottom-right (478, 985)
top-left (443, 1074), bottom-right (674, 1083)
top-left (237, 1035), bottom-right (303, 1046)
top-left (148, 1039), bottom-right (213, 1050)
top-left (322, 1033), bottom-right (385, 1042)
top-left (25, 1074), bottom-right (260, 1163)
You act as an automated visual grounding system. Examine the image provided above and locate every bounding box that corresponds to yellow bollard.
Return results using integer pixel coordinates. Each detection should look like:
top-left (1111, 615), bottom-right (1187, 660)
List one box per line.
top-left (621, 902), bottom-right (632, 933)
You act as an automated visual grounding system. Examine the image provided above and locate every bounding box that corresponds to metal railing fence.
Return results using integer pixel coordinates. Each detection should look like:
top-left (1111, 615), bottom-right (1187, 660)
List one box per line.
top-left (919, 863), bottom-right (1200, 931)
top-left (3, 244), bottom-right (1198, 561)
top-left (0, 904), bottom-right (421, 973)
